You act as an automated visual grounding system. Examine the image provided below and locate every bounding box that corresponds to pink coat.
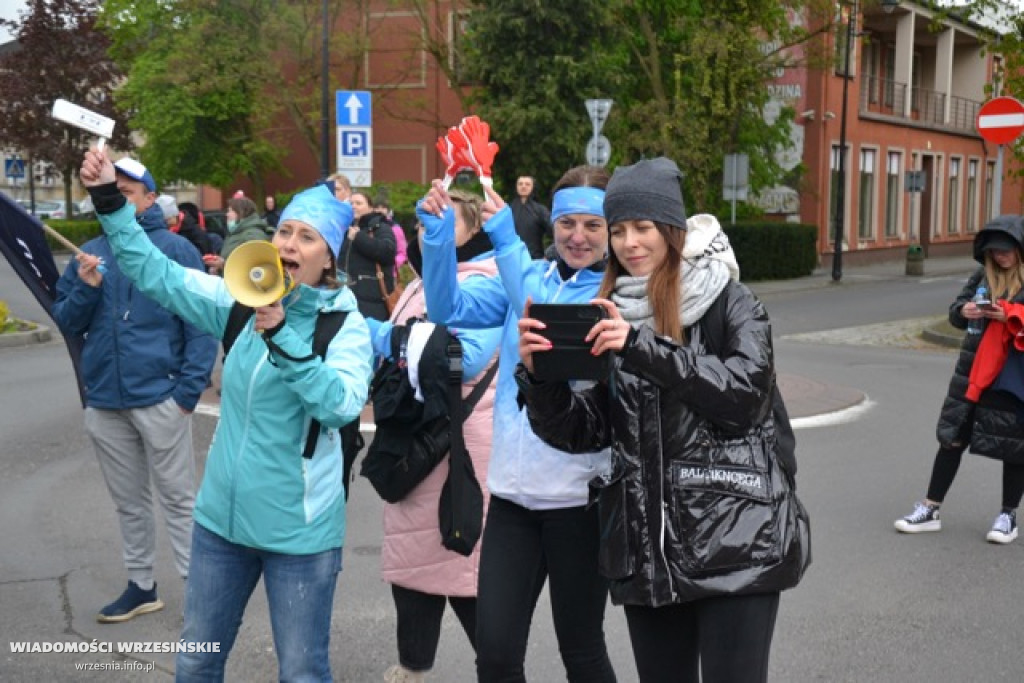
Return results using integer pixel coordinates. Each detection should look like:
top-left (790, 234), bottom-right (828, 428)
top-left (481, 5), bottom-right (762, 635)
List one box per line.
top-left (379, 257), bottom-right (498, 597)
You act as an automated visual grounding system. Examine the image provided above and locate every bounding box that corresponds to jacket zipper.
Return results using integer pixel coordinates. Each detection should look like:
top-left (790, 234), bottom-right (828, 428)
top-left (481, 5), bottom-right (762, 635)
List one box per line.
top-left (228, 347), bottom-right (267, 539)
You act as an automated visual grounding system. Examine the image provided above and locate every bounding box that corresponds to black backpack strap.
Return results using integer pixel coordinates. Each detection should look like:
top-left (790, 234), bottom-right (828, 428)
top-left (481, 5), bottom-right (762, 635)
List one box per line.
top-left (222, 302), bottom-right (255, 357)
top-left (460, 360), bottom-right (499, 419)
top-left (301, 310), bottom-right (349, 459)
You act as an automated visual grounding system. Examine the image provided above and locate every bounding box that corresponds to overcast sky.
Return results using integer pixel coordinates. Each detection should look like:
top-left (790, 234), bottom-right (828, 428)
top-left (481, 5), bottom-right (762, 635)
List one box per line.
top-left (0, 0), bottom-right (25, 44)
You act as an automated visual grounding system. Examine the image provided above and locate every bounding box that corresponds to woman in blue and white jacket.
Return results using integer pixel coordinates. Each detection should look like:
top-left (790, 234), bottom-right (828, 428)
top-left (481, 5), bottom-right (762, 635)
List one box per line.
top-left (79, 149), bottom-right (372, 682)
top-left (419, 166), bottom-right (617, 682)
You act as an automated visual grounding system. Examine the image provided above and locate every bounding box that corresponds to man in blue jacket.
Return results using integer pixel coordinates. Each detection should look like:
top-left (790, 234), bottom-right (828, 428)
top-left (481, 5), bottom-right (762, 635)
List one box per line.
top-left (52, 158), bottom-right (217, 623)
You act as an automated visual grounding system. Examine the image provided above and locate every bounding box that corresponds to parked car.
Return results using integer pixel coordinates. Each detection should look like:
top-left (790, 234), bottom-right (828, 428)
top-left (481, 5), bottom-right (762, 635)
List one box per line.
top-left (14, 199), bottom-right (67, 219)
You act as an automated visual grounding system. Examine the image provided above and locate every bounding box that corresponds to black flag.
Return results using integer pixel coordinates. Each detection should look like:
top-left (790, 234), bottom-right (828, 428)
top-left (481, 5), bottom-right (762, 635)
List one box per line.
top-left (0, 191), bottom-right (87, 406)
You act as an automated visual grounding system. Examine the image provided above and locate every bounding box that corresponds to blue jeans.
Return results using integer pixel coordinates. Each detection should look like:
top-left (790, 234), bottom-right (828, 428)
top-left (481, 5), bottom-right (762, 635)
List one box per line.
top-left (175, 523), bottom-right (342, 682)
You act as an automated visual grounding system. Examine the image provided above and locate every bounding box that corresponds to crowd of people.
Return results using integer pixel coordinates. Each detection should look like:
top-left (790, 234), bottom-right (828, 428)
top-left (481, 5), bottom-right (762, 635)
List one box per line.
top-left (65, 142), bottom-right (838, 682)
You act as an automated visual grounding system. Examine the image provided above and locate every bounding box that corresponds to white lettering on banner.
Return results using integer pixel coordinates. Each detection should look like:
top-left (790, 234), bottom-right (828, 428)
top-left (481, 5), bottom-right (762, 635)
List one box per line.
top-left (16, 237), bottom-right (43, 280)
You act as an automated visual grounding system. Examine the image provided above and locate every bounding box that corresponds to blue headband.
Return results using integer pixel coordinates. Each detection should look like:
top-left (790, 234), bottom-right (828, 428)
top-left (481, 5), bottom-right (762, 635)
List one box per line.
top-left (551, 186), bottom-right (605, 222)
top-left (278, 185), bottom-right (353, 260)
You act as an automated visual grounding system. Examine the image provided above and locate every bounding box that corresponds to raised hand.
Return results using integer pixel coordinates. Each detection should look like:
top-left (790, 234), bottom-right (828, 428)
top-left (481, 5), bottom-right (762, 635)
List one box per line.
top-left (79, 147), bottom-right (116, 187)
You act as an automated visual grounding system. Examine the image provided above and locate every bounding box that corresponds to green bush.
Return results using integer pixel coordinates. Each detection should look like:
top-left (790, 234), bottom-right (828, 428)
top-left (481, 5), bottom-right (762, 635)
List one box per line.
top-left (42, 219), bottom-right (103, 251)
top-left (722, 221), bottom-right (818, 281)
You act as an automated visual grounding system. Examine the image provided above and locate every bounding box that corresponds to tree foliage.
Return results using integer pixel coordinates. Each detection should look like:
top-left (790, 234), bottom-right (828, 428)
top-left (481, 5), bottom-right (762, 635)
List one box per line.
top-left (462, 0), bottom-right (629, 201)
top-left (0, 0), bottom-right (132, 209)
top-left (100, 0), bottom-right (293, 190)
top-left (463, 0), bottom-right (836, 212)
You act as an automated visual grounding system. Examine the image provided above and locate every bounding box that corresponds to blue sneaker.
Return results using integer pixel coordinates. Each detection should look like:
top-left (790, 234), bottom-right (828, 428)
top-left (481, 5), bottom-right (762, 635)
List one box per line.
top-left (96, 581), bottom-right (164, 623)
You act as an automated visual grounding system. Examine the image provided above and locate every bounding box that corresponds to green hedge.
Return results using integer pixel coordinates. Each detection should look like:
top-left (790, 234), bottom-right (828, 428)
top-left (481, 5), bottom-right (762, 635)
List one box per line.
top-left (41, 219), bottom-right (103, 251)
top-left (722, 221), bottom-right (818, 281)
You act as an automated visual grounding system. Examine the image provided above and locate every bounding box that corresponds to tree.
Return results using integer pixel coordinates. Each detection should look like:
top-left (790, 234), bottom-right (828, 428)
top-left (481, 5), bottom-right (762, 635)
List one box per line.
top-left (461, 0), bottom-right (629, 201)
top-left (609, 0), bottom-right (837, 214)
top-left (462, 0), bottom-right (837, 212)
top-left (0, 0), bottom-right (132, 213)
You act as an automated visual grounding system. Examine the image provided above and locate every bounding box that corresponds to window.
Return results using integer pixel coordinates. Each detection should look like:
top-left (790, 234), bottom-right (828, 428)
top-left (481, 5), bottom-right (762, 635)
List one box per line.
top-left (858, 149), bottom-right (876, 239)
top-left (947, 158), bottom-right (960, 234)
top-left (966, 159), bottom-right (979, 233)
top-left (829, 145), bottom-right (847, 244)
top-left (885, 151), bottom-right (901, 238)
top-left (834, 5), bottom-right (856, 77)
top-left (449, 10), bottom-right (475, 86)
top-left (984, 160), bottom-right (996, 222)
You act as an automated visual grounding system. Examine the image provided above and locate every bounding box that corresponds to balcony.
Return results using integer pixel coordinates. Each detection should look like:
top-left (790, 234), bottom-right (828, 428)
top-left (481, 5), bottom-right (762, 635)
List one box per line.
top-left (860, 76), bottom-right (982, 136)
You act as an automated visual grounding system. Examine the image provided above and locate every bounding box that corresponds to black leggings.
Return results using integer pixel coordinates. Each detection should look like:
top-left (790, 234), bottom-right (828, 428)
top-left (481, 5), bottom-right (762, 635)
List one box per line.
top-left (391, 584), bottom-right (476, 672)
top-left (474, 496), bottom-right (616, 683)
top-left (623, 592), bottom-right (780, 683)
top-left (926, 444), bottom-right (1024, 509)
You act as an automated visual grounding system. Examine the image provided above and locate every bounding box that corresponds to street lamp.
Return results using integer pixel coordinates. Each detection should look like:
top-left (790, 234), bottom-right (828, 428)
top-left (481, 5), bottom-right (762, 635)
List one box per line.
top-left (831, 0), bottom-right (858, 282)
top-left (320, 0), bottom-right (330, 179)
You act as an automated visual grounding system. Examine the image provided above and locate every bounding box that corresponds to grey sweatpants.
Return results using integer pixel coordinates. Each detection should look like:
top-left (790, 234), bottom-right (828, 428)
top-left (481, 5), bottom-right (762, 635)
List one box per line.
top-left (84, 397), bottom-right (195, 584)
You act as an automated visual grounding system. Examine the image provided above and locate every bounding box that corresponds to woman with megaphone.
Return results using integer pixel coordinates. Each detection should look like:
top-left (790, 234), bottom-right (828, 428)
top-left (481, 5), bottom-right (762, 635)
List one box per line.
top-left (79, 148), bottom-right (374, 682)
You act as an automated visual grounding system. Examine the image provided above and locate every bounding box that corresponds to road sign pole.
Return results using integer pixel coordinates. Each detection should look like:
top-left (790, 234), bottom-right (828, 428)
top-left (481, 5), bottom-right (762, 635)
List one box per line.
top-left (995, 144), bottom-right (1004, 217)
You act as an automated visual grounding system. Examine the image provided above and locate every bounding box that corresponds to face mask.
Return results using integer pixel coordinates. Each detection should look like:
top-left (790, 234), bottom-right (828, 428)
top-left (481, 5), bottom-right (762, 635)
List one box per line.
top-left (227, 220), bottom-right (238, 230)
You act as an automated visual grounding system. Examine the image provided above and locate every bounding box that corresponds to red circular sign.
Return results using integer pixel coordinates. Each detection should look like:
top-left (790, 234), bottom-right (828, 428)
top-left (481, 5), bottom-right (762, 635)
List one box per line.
top-left (977, 96), bottom-right (1024, 145)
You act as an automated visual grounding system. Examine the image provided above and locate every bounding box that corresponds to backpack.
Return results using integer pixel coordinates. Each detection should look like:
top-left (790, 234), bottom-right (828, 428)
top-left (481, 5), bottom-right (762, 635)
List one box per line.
top-left (221, 302), bottom-right (356, 462)
top-left (360, 320), bottom-right (497, 555)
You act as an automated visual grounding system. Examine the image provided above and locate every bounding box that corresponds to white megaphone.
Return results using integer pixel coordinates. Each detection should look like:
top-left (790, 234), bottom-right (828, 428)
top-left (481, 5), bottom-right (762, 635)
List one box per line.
top-left (223, 241), bottom-right (294, 307)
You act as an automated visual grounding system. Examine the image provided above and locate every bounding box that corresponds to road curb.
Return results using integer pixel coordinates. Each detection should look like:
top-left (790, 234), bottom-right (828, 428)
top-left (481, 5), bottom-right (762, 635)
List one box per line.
top-left (0, 323), bottom-right (52, 349)
top-left (921, 322), bottom-right (963, 349)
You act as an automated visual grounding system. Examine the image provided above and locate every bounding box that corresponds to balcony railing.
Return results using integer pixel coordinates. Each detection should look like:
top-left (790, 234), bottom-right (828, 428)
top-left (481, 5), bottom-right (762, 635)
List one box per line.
top-left (860, 75), bottom-right (981, 135)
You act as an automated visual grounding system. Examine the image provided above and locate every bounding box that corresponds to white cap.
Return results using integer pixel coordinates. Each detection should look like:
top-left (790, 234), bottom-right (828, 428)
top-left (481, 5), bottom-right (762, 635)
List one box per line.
top-left (156, 194), bottom-right (178, 220)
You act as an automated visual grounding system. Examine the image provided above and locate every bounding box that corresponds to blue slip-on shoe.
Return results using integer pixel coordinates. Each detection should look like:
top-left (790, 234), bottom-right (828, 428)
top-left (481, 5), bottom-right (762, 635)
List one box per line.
top-left (96, 581), bottom-right (165, 623)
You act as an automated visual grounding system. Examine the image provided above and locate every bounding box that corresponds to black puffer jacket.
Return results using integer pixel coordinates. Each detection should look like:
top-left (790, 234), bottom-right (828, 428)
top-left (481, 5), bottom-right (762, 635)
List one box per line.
top-left (934, 267), bottom-right (985, 448)
top-left (519, 280), bottom-right (806, 607)
top-left (341, 212), bottom-right (396, 322)
top-left (936, 217), bottom-right (1024, 448)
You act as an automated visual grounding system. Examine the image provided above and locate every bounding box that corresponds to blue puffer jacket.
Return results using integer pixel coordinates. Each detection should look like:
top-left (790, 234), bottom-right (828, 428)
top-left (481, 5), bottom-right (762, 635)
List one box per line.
top-left (96, 200), bottom-right (373, 554)
top-left (53, 204), bottom-right (216, 411)
top-left (421, 205), bottom-right (610, 510)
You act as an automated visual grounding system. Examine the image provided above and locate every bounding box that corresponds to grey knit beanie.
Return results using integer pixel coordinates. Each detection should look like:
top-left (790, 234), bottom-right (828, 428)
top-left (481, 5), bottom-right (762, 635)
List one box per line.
top-left (604, 157), bottom-right (688, 229)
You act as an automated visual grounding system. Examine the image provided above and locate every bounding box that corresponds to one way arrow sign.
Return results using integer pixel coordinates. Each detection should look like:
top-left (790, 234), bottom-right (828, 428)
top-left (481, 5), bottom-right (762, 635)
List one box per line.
top-left (337, 91), bottom-right (371, 127)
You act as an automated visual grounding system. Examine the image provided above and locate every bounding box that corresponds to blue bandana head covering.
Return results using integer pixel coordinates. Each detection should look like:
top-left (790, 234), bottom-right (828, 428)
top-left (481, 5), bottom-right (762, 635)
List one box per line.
top-left (279, 185), bottom-right (352, 260)
top-left (551, 186), bottom-right (605, 222)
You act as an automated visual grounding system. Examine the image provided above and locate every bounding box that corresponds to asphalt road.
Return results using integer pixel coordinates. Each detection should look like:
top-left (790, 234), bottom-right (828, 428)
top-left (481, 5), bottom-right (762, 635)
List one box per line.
top-left (4, 254), bottom-right (1024, 682)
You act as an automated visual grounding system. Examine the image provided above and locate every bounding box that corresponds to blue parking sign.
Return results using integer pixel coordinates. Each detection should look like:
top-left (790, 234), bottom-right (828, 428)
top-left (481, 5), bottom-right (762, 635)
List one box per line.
top-left (5, 158), bottom-right (25, 179)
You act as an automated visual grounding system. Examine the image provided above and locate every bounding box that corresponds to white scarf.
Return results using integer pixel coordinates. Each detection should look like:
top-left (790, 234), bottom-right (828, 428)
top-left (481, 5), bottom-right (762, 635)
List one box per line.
top-left (610, 214), bottom-right (740, 329)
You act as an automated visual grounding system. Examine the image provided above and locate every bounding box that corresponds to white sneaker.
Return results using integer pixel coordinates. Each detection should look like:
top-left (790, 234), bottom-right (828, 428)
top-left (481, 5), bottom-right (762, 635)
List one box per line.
top-left (383, 664), bottom-right (426, 682)
top-left (894, 501), bottom-right (941, 533)
top-left (986, 510), bottom-right (1018, 544)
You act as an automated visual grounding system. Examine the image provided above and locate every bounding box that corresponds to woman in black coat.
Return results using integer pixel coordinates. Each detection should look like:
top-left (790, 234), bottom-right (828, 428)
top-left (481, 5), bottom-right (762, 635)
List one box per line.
top-left (895, 216), bottom-right (1024, 543)
top-left (515, 158), bottom-right (809, 683)
top-left (342, 191), bottom-right (397, 321)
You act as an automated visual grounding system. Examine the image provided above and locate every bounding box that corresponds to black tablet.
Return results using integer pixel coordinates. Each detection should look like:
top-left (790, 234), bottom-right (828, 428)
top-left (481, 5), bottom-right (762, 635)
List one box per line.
top-left (529, 303), bottom-right (612, 382)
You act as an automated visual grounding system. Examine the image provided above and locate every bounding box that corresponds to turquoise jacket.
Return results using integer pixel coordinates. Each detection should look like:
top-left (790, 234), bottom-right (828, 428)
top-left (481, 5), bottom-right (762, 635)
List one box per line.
top-left (98, 202), bottom-right (373, 554)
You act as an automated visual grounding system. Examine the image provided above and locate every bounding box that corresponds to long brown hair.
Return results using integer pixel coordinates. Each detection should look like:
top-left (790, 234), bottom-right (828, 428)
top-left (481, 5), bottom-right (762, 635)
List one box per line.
top-left (598, 222), bottom-right (686, 343)
top-left (985, 247), bottom-right (1024, 300)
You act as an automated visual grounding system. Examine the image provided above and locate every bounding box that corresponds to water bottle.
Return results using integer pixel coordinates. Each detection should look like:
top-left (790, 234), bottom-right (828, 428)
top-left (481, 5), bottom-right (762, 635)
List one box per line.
top-left (968, 286), bottom-right (989, 335)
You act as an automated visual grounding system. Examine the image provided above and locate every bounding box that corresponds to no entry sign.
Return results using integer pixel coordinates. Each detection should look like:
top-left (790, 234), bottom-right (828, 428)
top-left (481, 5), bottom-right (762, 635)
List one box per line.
top-left (977, 96), bottom-right (1024, 145)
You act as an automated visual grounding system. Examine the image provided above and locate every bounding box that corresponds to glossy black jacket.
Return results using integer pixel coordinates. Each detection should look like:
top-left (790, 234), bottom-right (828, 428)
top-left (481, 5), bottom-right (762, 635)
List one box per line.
top-left (519, 280), bottom-right (802, 607)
